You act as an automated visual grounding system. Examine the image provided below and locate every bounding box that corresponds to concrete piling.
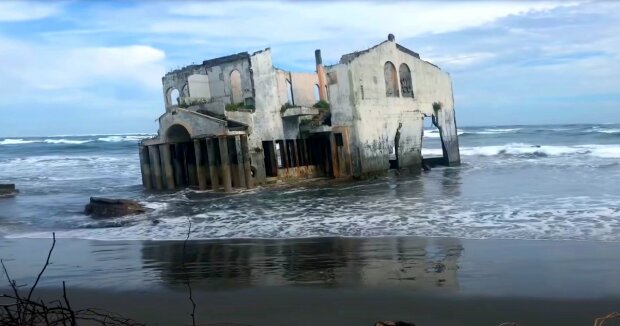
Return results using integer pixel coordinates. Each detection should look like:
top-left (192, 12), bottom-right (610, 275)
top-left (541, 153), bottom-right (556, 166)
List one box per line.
top-left (218, 136), bottom-right (233, 192)
top-left (234, 136), bottom-right (246, 188)
top-left (186, 144), bottom-right (198, 186)
top-left (148, 145), bottom-right (164, 190)
top-left (173, 144), bottom-right (186, 187)
top-left (194, 139), bottom-right (208, 190)
top-left (206, 138), bottom-right (220, 191)
top-left (240, 135), bottom-right (254, 189)
top-left (160, 144), bottom-right (175, 190)
top-left (139, 146), bottom-right (152, 190)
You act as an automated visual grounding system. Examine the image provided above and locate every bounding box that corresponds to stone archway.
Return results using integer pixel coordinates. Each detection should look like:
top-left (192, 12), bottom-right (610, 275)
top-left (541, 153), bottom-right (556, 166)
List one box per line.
top-left (166, 124), bottom-right (191, 143)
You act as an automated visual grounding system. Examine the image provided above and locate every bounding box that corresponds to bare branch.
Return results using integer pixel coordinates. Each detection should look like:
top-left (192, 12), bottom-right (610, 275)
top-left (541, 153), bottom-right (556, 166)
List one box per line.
top-left (27, 232), bottom-right (56, 303)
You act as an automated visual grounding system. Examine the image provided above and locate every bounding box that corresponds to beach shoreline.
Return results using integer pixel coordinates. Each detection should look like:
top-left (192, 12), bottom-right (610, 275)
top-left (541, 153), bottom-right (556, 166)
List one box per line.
top-left (2, 236), bottom-right (620, 325)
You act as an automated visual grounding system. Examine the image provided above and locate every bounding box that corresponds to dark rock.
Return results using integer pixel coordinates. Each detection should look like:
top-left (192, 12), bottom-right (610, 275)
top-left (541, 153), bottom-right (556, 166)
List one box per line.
top-left (0, 184), bottom-right (18, 198)
top-left (84, 197), bottom-right (149, 218)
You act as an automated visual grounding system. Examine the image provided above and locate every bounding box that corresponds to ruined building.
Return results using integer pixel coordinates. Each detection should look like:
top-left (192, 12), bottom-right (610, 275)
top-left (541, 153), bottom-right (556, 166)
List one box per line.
top-left (139, 34), bottom-right (460, 192)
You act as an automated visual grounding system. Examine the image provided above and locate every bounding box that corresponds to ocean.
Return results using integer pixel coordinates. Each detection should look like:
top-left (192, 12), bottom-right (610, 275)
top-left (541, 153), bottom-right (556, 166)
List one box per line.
top-left (1, 124), bottom-right (619, 242)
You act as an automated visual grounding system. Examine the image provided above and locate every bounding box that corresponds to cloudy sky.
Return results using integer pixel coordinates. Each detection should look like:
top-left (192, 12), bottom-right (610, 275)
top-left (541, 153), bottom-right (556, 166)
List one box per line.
top-left (1, 1), bottom-right (619, 136)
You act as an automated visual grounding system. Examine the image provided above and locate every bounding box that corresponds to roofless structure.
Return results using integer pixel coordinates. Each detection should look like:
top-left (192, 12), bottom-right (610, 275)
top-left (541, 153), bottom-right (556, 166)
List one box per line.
top-left (139, 34), bottom-right (460, 192)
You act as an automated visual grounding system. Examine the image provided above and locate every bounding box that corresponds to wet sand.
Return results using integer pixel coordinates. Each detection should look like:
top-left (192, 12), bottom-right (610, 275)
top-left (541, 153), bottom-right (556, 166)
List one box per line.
top-left (2, 236), bottom-right (620, 325)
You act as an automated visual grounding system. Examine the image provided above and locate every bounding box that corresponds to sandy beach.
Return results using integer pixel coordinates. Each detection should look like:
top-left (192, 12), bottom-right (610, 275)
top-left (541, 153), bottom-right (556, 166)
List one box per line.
top-left (2, 236), bottom-right (620, 325)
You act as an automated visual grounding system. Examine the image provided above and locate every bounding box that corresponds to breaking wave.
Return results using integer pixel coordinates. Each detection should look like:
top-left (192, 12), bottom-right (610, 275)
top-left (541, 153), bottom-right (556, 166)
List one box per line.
top-left (7, 194), bottom-right (620, 242)
top-left (460, 143), bottom-right (620, 158)
top-left (422, 143), bottom-right (620, 158)
top-left (0, 138), bottom-right (38, 145)
top-left (43, 139), bottom-right (92, 144)
top-left (0, 134), bottom-right (153, 146)
top-left (424, 129), bottom-right (465, 138)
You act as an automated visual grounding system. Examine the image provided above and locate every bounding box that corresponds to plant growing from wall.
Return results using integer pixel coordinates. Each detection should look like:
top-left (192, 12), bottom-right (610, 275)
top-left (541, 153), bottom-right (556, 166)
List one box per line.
top-left (280, 102), bottom-right (296, 114)
top-left (226, 102), bottom-right (255, 112)
top-left (179, 98), bottom-right (209, 108)
top-left (432, 101), bottom-right (443, 112)
top-left (312, 100), bottom-right (330, 110)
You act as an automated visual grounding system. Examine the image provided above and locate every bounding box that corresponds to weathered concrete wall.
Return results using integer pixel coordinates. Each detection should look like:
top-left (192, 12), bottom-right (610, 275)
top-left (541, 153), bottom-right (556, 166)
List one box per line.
top-left (290, 72), bottom-right (320, 107)
top-left (155, 109), bottom-right (227, 143)
top-left (144, 37), bottom-right (459, 190)
top-left (161, 53), bottom-right (254, 110)
top-left (326, 39), bottom-right (457, 176)
top-left (187, 74), bottom-right (211, 98)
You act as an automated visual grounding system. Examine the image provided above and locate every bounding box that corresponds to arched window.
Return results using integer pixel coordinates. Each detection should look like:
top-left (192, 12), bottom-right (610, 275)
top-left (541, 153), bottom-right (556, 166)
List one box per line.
top-left (286, 79), bottom-right (294, 105)
top-left (384, 61), bottom-right (399, 97)
top-left (314, 84), bottom-right (320, 102)
top-left (230, 70), bottom-right (242, 104)
top-left (399, 63), bottom-right (414, 98)
top-left (166, 88), bottom-right (180, 106)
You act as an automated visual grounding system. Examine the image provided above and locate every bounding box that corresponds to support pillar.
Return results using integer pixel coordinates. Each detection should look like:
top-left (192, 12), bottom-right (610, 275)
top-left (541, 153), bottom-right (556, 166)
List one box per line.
top-left (186, 143), bottom-right (198, 186)
top-left (218, 136), bottom-right (233, 192)
top-left (240, 135), bottom-right (254, 188)
top-left (159, 144), bottom-right (175, 190)
top-left (148, 145), bottom-right (163, 190)
top-left (194, 139), bottom-right (208, 190)
top-left (173, 144), bottom-right (186, 187)
top-left (206, 138), bottom-right (220, 191)
top-left (330, 133), bottom-right (340, 178)
top-left (229, 138), bottom-right (241, 188)
top-left (233, 136), bottom-right (246, 188)
top-left (139, 146), bottom-right (152, 190)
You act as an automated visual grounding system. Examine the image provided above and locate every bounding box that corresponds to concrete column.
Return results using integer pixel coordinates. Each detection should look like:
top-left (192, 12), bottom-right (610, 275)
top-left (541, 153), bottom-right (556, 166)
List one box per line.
top-left (330, 133), bottom-right (340, 178)
top-left (341, 129), bottom-right (352, 176)
top-left (292, 140), bottom-right (299, 167)
top-left (240, 135), bottom-right (254, 189)
top-left (148, 145), bottom-right (164, 190)
top-left (159, 144), bottom-right (175, 190)
top-left (234, 136), bottom-right (247, 188)
top-left (186, 143), bottom-right (198, 186)
top-left (206, 138), bottom-right (220, 191)
top-left (229, 138), bottom-right (241, 188)
top-left (194, 139), bottom-right (208, 190)
top-left (173, 144), bottom-right (186, 187)
top-left (218, 136), bottom-right (233, 192)
top-left (139, 146), bottom-right (152, 190)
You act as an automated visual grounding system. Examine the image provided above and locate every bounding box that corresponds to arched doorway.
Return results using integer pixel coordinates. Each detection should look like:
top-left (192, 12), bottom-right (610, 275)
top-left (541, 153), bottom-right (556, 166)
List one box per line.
top-left (166, 124), bottom-right (191, 143)
top-left (165, 124), bottom-right (196, 187)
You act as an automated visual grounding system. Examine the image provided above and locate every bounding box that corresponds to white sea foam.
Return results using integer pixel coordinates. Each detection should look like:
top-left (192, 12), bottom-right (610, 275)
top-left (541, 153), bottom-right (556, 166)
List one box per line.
top-left (43, 139), bottom-right (92, 144)
top-left (97, 135), bottom-right (151, 142)
top-left (0, 138), bottom-right (38, 145)
top-left (7, 195), bottom-right (620, 242)
top-left (446, 143), bottom-right (620, 158)
top-left (595, 128), bottom-right (620, 134)
top-left (423, 129), bottom-right (464, 138)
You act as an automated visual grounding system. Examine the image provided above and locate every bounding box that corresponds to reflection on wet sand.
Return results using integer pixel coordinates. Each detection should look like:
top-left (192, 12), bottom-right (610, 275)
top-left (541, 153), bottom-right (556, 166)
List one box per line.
top-left (141, 237), bottom-right (463, 291)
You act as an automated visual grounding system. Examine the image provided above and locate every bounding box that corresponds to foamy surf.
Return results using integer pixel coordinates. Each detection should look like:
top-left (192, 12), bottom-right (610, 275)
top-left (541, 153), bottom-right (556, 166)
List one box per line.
top-left (423, 143), bottom-right (620, 159)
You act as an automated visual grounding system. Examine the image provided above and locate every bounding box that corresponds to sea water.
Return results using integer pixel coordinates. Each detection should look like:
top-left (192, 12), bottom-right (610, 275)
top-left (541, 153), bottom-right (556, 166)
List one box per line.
top-left (1, 124), bottom-right (619, 241)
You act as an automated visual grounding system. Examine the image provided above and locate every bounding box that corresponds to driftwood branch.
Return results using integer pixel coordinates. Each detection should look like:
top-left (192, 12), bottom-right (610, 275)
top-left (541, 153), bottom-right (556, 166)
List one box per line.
top-left (1, 233), bottom-right (143, 325)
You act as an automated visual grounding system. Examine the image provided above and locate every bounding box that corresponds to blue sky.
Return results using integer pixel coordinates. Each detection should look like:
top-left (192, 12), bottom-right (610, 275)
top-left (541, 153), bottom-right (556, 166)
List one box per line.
top-left (0, 1), bottom-right (619, 136)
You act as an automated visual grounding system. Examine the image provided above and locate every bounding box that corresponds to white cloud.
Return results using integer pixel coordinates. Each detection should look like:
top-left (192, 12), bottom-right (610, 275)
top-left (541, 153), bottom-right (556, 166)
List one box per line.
top-left (76, 1), bottom-right (580, 52)
top-left (0, 2), bottom-right (65, 22)
top-left (0, 36), bottom-right (166, 93)
top-left (426, 52), bottom-right (497, 69)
